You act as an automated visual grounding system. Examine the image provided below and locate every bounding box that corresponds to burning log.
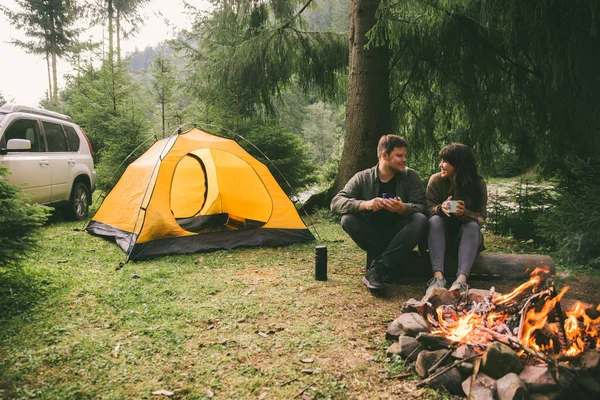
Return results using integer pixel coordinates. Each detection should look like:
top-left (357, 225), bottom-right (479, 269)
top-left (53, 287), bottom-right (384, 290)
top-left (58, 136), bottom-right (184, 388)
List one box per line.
top-left (416, 332), bottom-right (454, 350)
top-left (551, 285), bottom-right (570, 353)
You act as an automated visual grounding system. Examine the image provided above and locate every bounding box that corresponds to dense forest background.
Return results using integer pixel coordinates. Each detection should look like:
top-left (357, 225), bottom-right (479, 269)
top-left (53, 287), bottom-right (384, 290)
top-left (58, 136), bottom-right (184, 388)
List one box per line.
top-left (2, 0), bottom-right (600, 268)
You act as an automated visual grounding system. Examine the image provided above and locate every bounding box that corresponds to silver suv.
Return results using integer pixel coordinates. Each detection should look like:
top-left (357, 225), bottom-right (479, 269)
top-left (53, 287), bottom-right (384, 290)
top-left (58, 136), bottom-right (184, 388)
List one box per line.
top-left (0, 103), bottom-right (96, 220)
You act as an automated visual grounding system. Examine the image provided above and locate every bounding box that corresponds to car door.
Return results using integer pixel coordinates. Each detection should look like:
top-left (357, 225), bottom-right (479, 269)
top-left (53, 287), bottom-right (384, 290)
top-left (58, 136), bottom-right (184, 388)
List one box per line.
top-left (41, 121), bottom-right (72, 202)
top-left (0, 118), bottom-right (51, 203)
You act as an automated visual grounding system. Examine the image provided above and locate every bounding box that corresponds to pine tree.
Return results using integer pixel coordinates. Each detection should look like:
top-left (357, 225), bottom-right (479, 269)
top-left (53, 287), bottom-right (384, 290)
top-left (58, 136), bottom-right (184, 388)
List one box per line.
top-left (0, 166), bottom-right (50, 269)
top-left (374, 0), bottom-right (600, 175)
top-left (335, 0), bottom-right (389, 191)
top-left (113, 0), bottom-right (150, 61)
top-left (1, 0), bottom-right (80, 103)
top-left (175, 0), bottom-right (348, 120)
top-left (149, 51), bottom-right (178, 137)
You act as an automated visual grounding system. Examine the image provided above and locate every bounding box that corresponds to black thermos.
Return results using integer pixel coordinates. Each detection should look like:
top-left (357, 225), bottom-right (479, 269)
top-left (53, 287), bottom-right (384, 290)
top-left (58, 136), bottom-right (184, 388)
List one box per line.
top-left (315, 245), bottom-right (327, 281)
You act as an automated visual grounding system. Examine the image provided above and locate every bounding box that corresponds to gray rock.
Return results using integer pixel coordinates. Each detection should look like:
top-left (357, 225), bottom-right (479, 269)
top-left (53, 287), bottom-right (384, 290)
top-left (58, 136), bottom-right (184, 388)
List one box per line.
top-left (452, 344), bottom-right (479, 360)
top-left (415, 349), bottom-right (451, 378)
top-left (461, 373), bottom-right (496, 400)
top-left (481, 342), bottom-right (524, 379)
top-left (386, 342), bottom-right (402, 357)
top-left (457, 361), bottom-right (474, 375)
top-left (576, 372), bottom-right (600, 396)
top-left (519, 365), bottom-right (558, 393)
top-left (428, 366), bottom-right (464, 395)
top-left (582, 350), bottom-right (600, 371)
top-left (395, 312), bottom-right (429, 337)
top-left (528, 392), bottom-right (562, 400)
top-left (397, 335), bottom-right (422, 362)
top-left (386, 318), bottom-right (404, 341)
top-left (497, 372), bottom-right (527, 400)
top-left (421, 287), bottom-right (460, 309)
top-left (401, 298), bottom-right (430, 318)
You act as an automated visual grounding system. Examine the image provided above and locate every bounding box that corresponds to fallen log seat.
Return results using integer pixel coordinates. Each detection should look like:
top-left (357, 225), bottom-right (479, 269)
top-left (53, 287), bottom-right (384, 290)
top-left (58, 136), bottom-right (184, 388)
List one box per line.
top-left (405, 253), bottom-right (555, 280)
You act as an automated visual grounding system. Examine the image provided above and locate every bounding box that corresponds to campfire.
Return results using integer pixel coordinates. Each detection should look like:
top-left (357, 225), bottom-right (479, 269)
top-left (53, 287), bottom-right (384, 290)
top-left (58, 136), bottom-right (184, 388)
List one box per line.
top-left (386, 267), bottom-right (600, 398)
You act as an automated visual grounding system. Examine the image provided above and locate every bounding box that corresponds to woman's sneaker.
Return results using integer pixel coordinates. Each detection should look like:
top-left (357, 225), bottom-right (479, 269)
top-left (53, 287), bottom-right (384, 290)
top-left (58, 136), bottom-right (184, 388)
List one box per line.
top-left (449, 280), bottom-right (469, 296)
top-left (423, 276), bottom-right (446, 300)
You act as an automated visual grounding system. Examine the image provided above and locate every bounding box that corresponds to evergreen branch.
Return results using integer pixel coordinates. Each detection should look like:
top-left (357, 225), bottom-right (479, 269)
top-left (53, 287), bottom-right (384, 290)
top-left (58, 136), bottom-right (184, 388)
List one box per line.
top-left (390, 63), bottom-right (416, 107)
top-left (450, 13), bottom-right (542, 79)
top-left (408, 43), bottom-right (475, 90)
top-left (279, 0), bottom-right (314, 30)
top-left (397, 93), bottom-right (420, 121)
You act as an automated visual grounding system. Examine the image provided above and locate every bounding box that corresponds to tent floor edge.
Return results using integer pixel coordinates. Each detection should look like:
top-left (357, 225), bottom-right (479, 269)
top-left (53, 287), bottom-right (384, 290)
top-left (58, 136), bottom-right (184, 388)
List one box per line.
top-left (128, 228), bottom-right (315, 260)
top-left (86, 221), bottom-right (138, 254)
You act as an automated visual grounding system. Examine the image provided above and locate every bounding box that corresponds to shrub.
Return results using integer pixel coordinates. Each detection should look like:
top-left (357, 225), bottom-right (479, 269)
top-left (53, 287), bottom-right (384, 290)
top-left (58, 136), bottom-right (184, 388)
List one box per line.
top-left (536, 158), bottom-right (600, 268)
top-left (0, 165), bottom-right (50, 269)
top-left (487, 179), bottom-right (555, 244)
top-left (222, 122), bottom-right (317, 195)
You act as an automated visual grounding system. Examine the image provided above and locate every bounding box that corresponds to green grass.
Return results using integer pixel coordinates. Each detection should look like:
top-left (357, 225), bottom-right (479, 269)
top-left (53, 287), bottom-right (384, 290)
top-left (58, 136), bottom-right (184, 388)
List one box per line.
top-left (1, 211), bottom-right (597, 399)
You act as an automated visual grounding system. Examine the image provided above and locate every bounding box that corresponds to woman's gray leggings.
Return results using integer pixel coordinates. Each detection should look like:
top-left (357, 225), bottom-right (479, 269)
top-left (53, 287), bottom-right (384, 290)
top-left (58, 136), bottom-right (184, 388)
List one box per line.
top-left (428, 215), bottom-right (482, 277)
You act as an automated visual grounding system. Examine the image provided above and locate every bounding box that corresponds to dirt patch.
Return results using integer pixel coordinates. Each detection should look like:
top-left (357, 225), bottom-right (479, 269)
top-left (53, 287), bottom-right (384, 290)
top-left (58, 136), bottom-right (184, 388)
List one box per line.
top-left (554, 273), bottom-right (600, 305)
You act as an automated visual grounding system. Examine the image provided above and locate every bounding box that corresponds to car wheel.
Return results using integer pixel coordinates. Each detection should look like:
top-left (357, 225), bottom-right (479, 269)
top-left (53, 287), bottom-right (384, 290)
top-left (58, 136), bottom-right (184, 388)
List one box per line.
top-left (67, 182), bottom-right (90, 221)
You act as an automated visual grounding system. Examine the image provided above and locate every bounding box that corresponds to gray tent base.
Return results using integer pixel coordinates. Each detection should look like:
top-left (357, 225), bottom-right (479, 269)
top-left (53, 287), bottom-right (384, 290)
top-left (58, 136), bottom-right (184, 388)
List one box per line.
top-left (86, 221), bottom-right (315, 261)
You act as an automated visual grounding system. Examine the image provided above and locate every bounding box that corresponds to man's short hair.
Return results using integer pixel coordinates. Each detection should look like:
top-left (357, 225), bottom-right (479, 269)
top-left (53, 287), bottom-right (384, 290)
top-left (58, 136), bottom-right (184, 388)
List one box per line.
top-left (377, 134), bottom-right (408, 157)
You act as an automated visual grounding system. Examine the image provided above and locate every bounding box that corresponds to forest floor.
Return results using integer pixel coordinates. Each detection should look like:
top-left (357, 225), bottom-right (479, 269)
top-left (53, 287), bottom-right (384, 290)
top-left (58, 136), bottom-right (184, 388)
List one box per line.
top-left (1, 204), bottom-right (598, 399)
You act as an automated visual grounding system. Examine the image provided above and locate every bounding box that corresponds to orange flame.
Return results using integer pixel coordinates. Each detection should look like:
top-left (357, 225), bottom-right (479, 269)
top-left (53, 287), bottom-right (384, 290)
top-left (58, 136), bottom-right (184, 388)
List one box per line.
top-left (563, 301), bottom-right (600, 356)
top-left (520, 286), bottom-right (569, 352)
top-left (429, 265), bottom-right (600, 359)
top-left (494, 267), bottom-right (550, 306)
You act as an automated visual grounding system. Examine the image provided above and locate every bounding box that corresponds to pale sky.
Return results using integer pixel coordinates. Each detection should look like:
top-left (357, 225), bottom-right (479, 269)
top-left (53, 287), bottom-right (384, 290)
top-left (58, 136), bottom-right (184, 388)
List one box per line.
top-left (0, 0), bottom-right (210, 106)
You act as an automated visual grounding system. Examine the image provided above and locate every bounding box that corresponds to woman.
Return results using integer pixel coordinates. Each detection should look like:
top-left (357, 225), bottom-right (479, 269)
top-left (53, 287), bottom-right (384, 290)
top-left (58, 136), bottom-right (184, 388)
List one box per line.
top-left (424, 143), bottom-right (487, 296)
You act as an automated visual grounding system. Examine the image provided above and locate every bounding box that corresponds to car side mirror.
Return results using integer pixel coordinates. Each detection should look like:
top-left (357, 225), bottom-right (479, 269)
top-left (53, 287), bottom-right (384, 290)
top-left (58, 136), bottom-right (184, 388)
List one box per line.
top-left (6, 138), bottom-right (32, 152)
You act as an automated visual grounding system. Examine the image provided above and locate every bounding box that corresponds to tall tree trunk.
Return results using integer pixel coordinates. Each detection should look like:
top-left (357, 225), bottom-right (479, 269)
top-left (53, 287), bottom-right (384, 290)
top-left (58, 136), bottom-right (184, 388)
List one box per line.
top-left (51, 50), bottom-right (58, 103)
top-left (46, 52), bottom-right (53, 103)
top-left (335, 0), bottom-right (390, 192)
top-left (108, 0), bottom-right (114, 67)
top-left (116, 9), bottom-right (121, 63)
top-left (161, 101), bottom-right (165, 137)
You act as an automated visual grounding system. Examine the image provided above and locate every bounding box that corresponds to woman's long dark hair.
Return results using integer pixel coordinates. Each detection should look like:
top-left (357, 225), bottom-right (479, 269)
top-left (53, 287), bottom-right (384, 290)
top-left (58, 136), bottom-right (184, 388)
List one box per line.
top-left (439, 143), bottom-right (483, 209)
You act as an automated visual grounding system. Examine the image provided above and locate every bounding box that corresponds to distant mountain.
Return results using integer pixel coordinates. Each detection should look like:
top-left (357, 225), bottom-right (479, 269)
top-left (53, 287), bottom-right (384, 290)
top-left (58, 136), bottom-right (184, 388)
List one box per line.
top-left (127, 43), bottom-right (174, 71)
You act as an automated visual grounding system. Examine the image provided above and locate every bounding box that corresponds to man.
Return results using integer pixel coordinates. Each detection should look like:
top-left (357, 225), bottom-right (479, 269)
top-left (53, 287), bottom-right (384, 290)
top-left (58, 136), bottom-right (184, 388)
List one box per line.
top-left (330, 135), bottom-right (428, 290)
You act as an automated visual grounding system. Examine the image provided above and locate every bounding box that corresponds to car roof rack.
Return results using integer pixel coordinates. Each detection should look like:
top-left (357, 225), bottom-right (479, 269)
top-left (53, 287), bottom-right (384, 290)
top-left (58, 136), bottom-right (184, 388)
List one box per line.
top-left (0, 103), bottom-right (73, 122)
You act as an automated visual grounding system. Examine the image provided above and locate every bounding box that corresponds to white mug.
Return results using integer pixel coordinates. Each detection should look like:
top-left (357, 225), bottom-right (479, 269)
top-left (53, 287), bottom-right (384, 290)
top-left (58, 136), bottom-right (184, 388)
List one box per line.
top-left (447, 200), bottom-right (459, 213)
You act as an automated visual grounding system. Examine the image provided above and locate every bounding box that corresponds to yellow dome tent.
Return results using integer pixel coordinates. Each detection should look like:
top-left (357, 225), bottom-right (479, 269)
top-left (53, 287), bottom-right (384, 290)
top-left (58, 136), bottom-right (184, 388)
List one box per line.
top-left (87, 128), bottom-right (314, 260)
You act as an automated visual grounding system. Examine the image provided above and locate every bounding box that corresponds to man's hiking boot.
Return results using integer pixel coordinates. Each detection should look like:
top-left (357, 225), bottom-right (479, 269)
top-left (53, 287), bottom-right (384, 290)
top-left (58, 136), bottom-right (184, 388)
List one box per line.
top-left (362, 265), bottom-right (385, 290)
top-left (366, 251), bottom-right (381, 271)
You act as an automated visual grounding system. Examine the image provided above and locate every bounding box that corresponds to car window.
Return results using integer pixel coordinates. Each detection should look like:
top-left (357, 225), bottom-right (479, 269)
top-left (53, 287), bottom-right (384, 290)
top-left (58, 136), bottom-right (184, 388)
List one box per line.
top-left (63, 125), bottom-right (80, 152)
top-left (2, 119), bottom-right (43, 152)
top-left (42, 121), bottom-right (69, 152)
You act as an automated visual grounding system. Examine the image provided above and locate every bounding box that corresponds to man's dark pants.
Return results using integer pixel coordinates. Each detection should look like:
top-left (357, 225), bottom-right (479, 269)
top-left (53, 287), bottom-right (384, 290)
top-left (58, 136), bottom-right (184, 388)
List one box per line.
top-left (340, 212), bottom-right (428, 277)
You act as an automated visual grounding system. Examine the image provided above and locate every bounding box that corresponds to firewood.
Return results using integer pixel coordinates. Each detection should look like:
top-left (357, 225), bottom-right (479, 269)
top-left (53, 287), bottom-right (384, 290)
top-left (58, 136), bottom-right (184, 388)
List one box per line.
top-left (416, 332), bottom-right (455, 350)
top-left (551, 286), bottom-right (570, 353)
top-left (428, 349), bottom-right (453, 375)
top-left (416, 354), bottom-right (482, 387)
top-left (517, 289), bottom-right (552, 342)
top-left (475, 325), bottom-right (555, 366)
